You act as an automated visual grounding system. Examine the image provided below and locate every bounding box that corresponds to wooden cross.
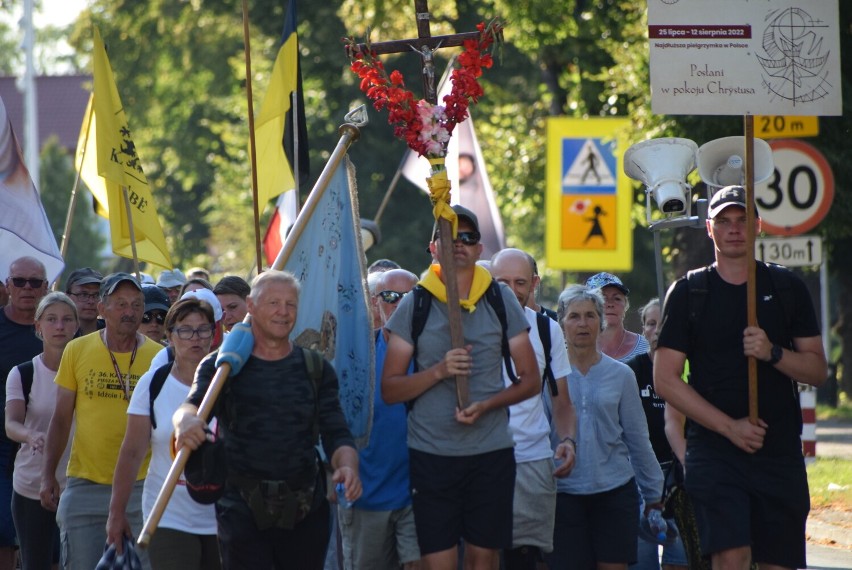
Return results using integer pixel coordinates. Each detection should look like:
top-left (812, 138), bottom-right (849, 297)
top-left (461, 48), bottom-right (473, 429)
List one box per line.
top-left (352, 0), bottom-right (485, 407)
top-left (349, 0), bottom-right (480, 105)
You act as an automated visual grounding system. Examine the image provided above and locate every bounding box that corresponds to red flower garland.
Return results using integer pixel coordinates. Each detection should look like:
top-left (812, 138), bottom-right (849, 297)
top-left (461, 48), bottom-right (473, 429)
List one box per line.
top-left (345, 20), bottom-right (503, 158)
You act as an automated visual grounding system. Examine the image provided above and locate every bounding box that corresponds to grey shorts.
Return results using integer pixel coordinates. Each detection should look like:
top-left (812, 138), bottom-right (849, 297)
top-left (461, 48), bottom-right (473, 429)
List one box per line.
top-left (512, 458), bottom-right (556, 551)
top-left (339, 504), bottom-right (420, 569)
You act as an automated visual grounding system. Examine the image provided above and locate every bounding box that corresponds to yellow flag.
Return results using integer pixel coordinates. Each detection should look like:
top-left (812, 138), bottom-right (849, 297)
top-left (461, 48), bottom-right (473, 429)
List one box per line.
top-left (90, 27), bottom-right (172, 269)
top-left (75, 95), bottom-right (109, 218)
top-left (255, 27), bottom-right (299, 206)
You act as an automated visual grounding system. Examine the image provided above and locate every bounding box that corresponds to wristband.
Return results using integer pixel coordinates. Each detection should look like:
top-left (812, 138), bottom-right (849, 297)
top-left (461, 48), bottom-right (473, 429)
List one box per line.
top-left (560, 435), bottom-right (576, 448)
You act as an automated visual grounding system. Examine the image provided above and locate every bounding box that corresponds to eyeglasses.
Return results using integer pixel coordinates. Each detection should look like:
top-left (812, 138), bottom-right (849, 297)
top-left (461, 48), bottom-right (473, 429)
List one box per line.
top-left (10, 277), bottom-right (45, 289)
top-left (377, 290), bottom-right (405, 304)
top-left (142, 312), bottom-right (166, 325)
top-left (70, 292), bottom-right (100, 302)
top-left (171, 325), bottom-right (214, 340)
top-left (435, 231), bottom-right (481, 246)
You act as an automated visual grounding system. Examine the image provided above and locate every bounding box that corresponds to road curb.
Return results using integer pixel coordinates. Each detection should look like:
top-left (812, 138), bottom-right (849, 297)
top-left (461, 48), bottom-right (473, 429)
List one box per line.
top-left (807, 514), bottom-right (852, 550)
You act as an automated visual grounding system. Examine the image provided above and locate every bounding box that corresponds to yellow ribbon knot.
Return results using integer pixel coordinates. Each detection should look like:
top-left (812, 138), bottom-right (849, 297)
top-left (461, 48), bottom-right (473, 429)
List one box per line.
top-left (427, 157), bottom-right (457, 237)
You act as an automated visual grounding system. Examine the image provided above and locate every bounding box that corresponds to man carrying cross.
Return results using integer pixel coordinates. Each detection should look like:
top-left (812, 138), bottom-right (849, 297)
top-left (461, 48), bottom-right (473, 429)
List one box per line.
top-left (381, 206), bottom-right (539, 569)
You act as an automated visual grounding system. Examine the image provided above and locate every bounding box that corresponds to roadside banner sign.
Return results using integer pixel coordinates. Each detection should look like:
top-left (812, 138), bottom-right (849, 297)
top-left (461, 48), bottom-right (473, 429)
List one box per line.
top-left (755, 234), bottom-right (822, 267)
top-left (647, 0), bottom-right (842, 116)
top-left (756, 140), bottom-right (834, 236)
top-left (546, 118), bottom-right (633, 271)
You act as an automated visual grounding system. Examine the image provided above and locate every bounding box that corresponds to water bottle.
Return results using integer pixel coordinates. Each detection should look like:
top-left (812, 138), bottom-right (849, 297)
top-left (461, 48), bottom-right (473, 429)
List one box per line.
top-left (336, 482), bottom-right (352, 509)
top-left (647, 508), bottom-right (667, 542)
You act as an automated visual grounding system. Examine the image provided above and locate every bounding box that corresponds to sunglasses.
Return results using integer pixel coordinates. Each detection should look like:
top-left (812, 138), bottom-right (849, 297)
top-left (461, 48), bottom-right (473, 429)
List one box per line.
top-left (170, 325), bottom-right (215, 340)
top-left (435, 231), bottom-right (481, 246)
top-left (10, 277), bottom-right (45, 289)
top-left (70, 292), bottom-right (100, 302)
top-left (142, 312), bottom-right (166, 325)
top-left (377, 290), bottom-right (405, 304)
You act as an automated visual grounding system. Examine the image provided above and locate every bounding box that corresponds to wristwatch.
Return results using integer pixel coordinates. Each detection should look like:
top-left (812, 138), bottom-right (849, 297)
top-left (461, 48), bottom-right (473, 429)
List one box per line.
top-left (768, 343), bottom-right (783, 365)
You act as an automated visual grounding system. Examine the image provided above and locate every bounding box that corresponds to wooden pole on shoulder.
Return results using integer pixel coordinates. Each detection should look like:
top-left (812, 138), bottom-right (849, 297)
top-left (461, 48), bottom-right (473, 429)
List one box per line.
top-left (137, 118), bottom-right (363, 548)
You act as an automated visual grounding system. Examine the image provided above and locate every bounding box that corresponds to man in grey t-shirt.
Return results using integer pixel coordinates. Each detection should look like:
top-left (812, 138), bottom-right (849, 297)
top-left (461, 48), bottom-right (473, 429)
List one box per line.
top-left (382, 205), bottom-right (540, 570)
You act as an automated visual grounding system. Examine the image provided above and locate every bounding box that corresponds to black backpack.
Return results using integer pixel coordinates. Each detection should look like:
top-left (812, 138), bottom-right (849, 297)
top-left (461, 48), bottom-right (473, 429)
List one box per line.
top-left (535, 311), bottom-right (558, 396)
top-left (685, 261), bottom-right (795, 346)
top-left (148, 346), bottom-right (176, 430)
top-left (409, 280), bottom-right (519, 385)
top-left (684, 261), bottom-right (802, 430)
top-left (8, 361), bottom-right (35, 474)
top-left (149, 346), bottom-right (325, 437)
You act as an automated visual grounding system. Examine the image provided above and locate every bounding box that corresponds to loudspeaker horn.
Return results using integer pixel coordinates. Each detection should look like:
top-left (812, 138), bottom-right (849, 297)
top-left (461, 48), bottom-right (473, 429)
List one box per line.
top-left (697, 136), bottom-right (774, 190)
top-left (624, 137), bottom-right (698, 217)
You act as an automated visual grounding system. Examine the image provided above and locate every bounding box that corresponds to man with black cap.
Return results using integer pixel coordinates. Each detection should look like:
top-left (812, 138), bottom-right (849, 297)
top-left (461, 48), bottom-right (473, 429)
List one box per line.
top-left (655, 185), bottom-right (826, 570)
top-left (382, 205), bottom-right (540, 569)
top-left (140, 285), bottom-right (171, 344)
top-left (41, 273), bottom-right (160, 570)
top-left (65, 267), bottom-right (104, 336)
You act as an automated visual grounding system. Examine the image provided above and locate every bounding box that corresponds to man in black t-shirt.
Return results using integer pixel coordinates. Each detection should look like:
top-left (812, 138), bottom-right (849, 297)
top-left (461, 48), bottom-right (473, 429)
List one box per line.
top-left (0, 257), bottom-right (48, 565)
top-left (655, 186), bottom-right (826, 570)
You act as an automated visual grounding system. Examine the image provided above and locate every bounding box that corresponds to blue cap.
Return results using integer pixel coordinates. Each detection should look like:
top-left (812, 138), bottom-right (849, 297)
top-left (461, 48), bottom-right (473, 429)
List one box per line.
top-left (585, 272), bottom-right (629, 295)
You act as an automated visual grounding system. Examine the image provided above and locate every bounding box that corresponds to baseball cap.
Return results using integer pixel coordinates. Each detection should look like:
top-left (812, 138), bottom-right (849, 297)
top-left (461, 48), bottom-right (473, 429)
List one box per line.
top-left (65, 267), bottom-right (103, 292)
top-left (157, 269), bottom-right (186, 289)
top-left (430, 204), bottom-right (481, 243)
top-left (184, 434), bottom-right (226, 505)
top-left (139, 272), bottom-right (156, 285)
top-left (100, 273), bottom-right (142, 298)
top-left (708, 185), bottom-right (758, 219)
top-left (585, 272), bottom-right (630, 295)
top-left (142, 285), bottom-right (171, 313)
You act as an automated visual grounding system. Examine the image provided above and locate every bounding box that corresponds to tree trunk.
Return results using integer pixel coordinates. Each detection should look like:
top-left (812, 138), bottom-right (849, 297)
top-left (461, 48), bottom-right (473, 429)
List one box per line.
top-left (835, 260), bottom-right (852, 399)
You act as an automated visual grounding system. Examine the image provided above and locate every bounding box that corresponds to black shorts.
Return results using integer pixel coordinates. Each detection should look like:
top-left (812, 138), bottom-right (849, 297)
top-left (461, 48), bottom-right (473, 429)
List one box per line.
top-left (545, 479), bottom-right (639, 568)
top-left (409, 447), bottom-right (515, 555)
top-left (685, 444), bottom-right (809, 568)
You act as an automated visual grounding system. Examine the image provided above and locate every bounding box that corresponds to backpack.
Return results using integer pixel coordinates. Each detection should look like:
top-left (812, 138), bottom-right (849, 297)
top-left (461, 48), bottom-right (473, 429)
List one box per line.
top-left (535, 311), bottom-right (558, 396)
top-left (684, 261), bottom-right (802, 430)
top-left (16, 361), bottom-right (35, 406)
top-left (685, 261), bottom-right (795, 347)
top-left (220, 347), bottom-right (325, 443)
top-left (8, 361), bottom-right (35, 474)
top-left (410, 280), bottom-right (519, 384)
top-left (148, 346), bottom-right (176, 430)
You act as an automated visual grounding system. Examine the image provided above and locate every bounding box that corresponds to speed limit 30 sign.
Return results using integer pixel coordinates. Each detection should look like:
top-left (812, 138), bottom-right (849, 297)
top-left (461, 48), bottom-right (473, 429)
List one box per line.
top-left (756, 140), bottom-right (834, 236)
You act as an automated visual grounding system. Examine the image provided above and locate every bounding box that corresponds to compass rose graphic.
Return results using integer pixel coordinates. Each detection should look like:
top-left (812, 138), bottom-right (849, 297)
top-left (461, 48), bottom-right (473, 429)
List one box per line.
top-left (756, 7), bottom-right (832, 105)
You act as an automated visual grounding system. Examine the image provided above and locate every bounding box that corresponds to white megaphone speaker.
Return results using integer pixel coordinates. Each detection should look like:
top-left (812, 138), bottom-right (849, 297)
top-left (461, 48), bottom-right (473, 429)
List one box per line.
top-left (624, 137), bottom-right (698, 223)
top-left (697, 136), bottom-right (774, 191)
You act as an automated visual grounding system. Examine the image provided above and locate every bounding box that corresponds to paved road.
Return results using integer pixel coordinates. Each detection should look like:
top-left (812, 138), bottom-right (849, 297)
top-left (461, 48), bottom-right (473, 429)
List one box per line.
top-left (807, 541), bottom-right (852, 569)
top-left (807, 418), bottom-right (852, 568)
top-left (815, 419), bottom-right (852, 460)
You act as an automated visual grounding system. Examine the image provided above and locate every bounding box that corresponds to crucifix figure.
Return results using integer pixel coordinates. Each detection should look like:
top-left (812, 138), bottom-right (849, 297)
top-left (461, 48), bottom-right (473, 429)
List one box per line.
top-left (350, 0), bottom-right (489, 406)
top-left (410, 41), bottom-right (442, 102)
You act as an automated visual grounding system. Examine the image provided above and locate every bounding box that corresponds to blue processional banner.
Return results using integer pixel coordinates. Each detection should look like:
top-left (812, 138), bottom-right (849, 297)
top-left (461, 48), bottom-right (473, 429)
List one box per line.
top-left (285, 156), bottom-right (374, 448)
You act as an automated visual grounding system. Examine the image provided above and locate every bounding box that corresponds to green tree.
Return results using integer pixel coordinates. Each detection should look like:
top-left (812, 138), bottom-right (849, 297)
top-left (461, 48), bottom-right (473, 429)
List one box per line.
top-left (60, 0), bottom-right (849, 376)
top-left (38, 137), bottom-right (106, 285)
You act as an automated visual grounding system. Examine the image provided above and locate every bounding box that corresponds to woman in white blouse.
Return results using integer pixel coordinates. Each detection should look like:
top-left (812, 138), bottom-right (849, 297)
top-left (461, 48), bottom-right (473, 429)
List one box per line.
top-left (106, 297), bottom-right (220, 570)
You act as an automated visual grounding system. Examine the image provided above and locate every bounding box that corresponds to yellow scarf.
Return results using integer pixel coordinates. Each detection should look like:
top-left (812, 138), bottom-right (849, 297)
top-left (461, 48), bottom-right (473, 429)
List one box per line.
top-left (418, 264), bottom-right (492, 313)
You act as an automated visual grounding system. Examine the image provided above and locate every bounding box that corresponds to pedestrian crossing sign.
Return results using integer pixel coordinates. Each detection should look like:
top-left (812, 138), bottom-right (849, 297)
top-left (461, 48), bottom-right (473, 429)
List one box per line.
top-left (546, 118), bottom-right (633, 271)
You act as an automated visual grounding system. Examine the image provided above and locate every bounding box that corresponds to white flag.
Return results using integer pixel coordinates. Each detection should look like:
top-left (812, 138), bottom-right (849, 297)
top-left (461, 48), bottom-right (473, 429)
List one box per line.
top-left (401, 81), bottom-right (506, 259)
top-left (0, 95), bottom-right (64, 283)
